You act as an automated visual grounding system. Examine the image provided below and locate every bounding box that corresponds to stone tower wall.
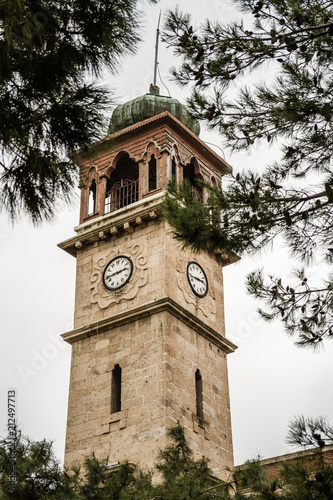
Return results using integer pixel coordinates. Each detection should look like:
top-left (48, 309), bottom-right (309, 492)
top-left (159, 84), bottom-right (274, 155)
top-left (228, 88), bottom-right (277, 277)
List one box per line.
top-left (61, 112), bottom-right (236, 479)
top-left (64, 312), bottom-right (233, 478)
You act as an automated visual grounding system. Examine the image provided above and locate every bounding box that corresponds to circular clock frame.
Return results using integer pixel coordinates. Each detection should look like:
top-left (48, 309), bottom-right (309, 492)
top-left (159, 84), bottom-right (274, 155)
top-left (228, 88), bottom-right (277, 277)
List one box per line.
top-left (102, 255), bottom-right (133, 291)
top-left (186, 261), bottom-right (208, 298)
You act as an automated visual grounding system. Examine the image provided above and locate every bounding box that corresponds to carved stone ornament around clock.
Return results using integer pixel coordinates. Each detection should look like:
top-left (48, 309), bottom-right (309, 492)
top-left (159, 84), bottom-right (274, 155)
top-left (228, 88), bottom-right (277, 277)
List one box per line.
top-left (176, 246), bottom-right (215, 318)
top-left (90, 243), bottom-right (148, 309)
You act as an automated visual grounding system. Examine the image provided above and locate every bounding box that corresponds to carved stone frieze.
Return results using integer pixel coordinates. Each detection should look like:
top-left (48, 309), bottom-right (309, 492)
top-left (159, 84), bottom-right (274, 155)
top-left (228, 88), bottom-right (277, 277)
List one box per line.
top-left (91, 242), bottom-right (148, 309)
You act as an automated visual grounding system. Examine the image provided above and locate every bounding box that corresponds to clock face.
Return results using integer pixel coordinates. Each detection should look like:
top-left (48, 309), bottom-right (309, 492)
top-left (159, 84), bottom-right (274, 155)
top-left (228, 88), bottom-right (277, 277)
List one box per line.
top-left (102, 256), bottom-right (133, 291)
top-left (186, 261), bottom-right (208, 298)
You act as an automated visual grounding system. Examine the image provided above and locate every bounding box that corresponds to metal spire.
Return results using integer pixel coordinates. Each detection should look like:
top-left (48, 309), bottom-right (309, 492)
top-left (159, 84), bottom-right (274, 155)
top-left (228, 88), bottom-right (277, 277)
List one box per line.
top-left (153, 11), bottom-right (162, 87)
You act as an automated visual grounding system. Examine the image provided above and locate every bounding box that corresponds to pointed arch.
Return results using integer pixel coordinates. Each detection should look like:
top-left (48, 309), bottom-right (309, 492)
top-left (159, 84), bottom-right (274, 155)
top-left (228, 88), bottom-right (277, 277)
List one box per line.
top-left (142, 142), bottom-right (160, 194)
top-left (104, 151), bottom-right (139, 213)
top-left (142, 141), bottom-right (159, 161)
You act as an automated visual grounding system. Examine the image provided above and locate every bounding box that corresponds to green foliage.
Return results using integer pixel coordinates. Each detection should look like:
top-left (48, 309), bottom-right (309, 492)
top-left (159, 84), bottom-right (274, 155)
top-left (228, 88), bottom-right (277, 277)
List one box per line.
top-left (163, 0), bottom-right (333, 348)
top-left (246, 268), bottom-right (333, 347)
top-left (287, 416), bottom-right (333, 450)
top-left (233, 454), bottom-right (333, 499)
top-left (0, 425), bottom-right (228, 499)
top-left (79, 456), bottom-right (138, 499)
top-left (231, 416), bottom-right (333, 498)
top-left (1, 422), bottom-right (333, 498)
top-left (152, 425), bottom-right (221, 499)
top-left (233, 459), bottom-right (283, 498)
top-left (0, 0), bottom-right (157, 223)
top-left (0, 431), bottom-right (77, 498)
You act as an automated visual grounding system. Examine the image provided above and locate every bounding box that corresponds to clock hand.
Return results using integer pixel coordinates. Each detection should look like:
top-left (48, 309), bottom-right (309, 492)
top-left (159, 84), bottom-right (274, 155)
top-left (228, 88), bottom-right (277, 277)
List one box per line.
top-left (190, 273), bottom-right (205, 284)
top-left (108, 267), bottom-right (128, 278)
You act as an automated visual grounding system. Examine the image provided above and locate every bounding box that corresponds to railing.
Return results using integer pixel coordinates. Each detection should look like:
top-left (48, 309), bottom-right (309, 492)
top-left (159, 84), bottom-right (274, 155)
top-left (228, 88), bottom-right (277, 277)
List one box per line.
top-left (105, 178), bottom-right (139, 214)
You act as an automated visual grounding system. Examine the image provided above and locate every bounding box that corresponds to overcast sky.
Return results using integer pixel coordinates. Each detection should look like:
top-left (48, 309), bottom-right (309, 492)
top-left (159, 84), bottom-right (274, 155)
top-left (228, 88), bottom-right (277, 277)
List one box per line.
top-left (1, 0), bottom-right (332, 468)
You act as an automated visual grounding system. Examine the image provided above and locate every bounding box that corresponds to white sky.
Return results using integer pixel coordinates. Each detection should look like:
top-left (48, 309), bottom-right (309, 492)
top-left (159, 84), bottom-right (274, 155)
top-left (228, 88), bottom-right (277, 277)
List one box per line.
top-left (1, 0), bottom-right (332, 469)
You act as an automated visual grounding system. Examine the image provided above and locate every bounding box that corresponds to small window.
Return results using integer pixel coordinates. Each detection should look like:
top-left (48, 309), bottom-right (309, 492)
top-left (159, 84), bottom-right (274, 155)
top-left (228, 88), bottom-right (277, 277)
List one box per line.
top-left (104, 177), bottom-right (112, 214)
top-left (149, 154), bottom-right (157, 191)
top-left (88, 179), bottom-right (97, 215)
top-left (183, 159), bottom-right (203, 202)
top-left (171, 157), bottom-right (177, 180)
top-left (195, 369), bottom-right (203, 419)
top-left (111, 364), bottom-right (122, 414)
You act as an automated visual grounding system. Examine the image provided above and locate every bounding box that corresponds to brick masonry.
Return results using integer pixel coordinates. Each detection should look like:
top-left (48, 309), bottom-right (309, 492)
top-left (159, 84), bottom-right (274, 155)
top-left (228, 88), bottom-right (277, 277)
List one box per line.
top-left (258, 445), bottom-right (333, 482)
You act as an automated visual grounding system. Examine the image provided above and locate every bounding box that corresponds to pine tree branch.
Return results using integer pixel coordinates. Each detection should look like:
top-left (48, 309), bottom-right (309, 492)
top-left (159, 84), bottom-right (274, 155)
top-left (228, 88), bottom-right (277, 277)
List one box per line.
top-left (196, 481), bottom-right (231, 496)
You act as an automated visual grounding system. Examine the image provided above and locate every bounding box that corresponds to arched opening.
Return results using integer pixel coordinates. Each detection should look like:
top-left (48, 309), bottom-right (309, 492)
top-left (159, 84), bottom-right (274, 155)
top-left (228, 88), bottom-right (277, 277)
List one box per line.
top-left (195, 369), bottom-right (203, 419)
top-left (105, 153), bottom-right (139, 213)
top-left (183, 159), bottom-right (203, 201)
top-left (111, 364), bottom-right (122, 414)
top-left (88, 179), bottom-right (97, 216)
top-left (148, 154), bottom-right (157, 191)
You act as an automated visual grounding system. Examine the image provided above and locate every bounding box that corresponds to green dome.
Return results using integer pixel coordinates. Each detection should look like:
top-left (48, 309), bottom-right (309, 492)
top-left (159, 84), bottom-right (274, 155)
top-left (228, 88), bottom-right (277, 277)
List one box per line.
top-left (108, 86), bottom-right (200, 136)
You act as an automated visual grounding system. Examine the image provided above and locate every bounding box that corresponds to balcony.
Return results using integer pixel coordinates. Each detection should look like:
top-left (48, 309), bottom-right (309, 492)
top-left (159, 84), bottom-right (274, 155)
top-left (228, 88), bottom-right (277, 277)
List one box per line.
top-left (105, 178), bottom-right (139, 214)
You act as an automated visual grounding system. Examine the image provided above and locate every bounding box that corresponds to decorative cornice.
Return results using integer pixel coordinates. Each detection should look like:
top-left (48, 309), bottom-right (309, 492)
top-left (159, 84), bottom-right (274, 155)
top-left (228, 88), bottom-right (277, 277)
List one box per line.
top-left (58, 192), bottom-right (164, 257)
top-left (75, 111), bottom-right (232, 175)
top-left (61, 296), bottom-right (237, 354)
top-left (57, 191), bottom-right (239, 266)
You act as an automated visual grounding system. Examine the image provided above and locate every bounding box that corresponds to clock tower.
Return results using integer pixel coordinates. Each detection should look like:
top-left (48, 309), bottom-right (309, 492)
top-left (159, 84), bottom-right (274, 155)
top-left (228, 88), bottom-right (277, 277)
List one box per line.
top-left (59, 86), bottom-right (237, 479)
